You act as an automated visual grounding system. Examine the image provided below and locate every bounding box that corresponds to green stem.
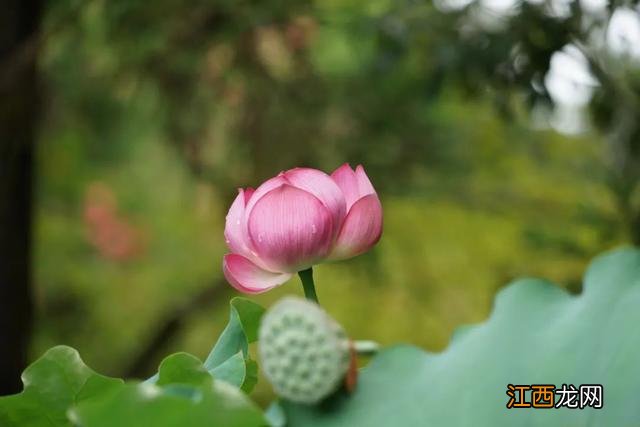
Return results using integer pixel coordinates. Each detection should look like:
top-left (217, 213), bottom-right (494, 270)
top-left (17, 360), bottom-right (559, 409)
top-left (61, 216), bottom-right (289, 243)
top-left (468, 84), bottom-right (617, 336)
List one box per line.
top-left (298, 267), bottom-right (318, 304)
top-left (354, 340), bottom-right (380, 356)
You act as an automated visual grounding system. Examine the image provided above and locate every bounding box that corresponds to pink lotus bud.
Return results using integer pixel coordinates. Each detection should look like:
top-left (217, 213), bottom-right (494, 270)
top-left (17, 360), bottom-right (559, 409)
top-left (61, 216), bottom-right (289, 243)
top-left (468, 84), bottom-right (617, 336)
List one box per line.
top-left (222, 165), bottom-right (382, 293)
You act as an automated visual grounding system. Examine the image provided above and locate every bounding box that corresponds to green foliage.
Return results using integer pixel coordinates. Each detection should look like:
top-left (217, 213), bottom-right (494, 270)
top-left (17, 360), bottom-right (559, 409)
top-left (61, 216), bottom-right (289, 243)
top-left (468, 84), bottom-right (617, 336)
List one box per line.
top-left (0, 302), bottom-right (267, 427)
top-left (206, 298), bottom-right (264, 364)
top-left (210, 351), bottom-right (255, 392)
top-left (146, 297), bottom-right (263, 392)
top-left (0, 346), bottom-right (123, 426)
top-left (204, 297), bottom-right (265, 393)
top-left (71, 354), bottom-right (265, 427)
top-left (157, 353), bottom-right (211, 387)
top-left (283, 248), bottom-right (640, 425)
top-left (3, 248), bottom-right (640, 425)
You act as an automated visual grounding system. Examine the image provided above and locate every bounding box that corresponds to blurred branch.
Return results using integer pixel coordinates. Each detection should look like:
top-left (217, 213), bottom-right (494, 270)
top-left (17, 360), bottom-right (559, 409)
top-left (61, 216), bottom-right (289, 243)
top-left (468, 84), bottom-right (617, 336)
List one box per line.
top-left (572, 41), bottom-right (640, 244)
top-left (123, 277), bottom-right (233, 379)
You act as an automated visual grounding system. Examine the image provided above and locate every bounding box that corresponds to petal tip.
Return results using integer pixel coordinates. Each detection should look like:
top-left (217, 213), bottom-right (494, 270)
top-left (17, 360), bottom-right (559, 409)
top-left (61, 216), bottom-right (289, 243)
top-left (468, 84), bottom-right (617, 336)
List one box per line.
top-left (223, 254), bottom-right (292, 294)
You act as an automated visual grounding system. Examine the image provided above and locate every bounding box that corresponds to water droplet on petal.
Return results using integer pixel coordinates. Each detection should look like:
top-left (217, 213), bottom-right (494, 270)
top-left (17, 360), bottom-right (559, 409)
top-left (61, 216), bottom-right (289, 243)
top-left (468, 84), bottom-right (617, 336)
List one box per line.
top-left (258, 233), bottom-right (264, 242)
top-left (311, 224), bottom-right (317, 234)
top-left (236, 219), bottom-right (241, 226)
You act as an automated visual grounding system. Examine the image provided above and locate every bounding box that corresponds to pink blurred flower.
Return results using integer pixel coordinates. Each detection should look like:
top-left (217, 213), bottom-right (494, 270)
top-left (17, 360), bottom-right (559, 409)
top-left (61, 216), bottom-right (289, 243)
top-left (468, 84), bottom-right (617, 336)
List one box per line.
top-left (223, 165), bottom-right (382, 293)
top-left (83, 182), bottom-right (145, 262)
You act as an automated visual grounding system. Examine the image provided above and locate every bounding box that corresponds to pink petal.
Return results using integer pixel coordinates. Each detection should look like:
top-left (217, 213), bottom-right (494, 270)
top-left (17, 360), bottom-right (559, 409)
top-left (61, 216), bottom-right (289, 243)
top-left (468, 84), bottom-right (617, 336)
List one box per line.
top-left (241, 176), bottom-right (288, 266)
top-left (247, 184), bottom-right (333, 272)
top-left (243, 187), bottom-right (255, 203)
top-left (245, 175), bottom-right (288, 218)
top-left (355, 165), bottom-right (376, 197)
top-left (330, 163), bottom-right (360, 210)
top-left (330, 194), bottom-right (383, 261)
top-left (224, 189), bottom-right (253, 258)
top-left (223, 254), bottom-right (292, 294)
top-left (283, 167), bottom-right (346, 238)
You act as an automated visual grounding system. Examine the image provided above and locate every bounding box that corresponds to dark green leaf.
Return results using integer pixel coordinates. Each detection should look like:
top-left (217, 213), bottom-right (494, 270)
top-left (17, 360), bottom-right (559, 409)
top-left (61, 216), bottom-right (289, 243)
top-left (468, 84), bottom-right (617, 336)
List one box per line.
top-left (0, 346), bottom-right (123, 427)
top-left (241, 358), bottom-right (258, 394)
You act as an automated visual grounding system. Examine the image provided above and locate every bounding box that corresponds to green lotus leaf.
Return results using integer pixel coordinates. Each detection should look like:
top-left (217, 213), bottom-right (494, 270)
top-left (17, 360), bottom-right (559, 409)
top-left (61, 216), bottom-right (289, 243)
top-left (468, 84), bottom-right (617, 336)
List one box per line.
top-left (0, 346), bottom-right (123, 427)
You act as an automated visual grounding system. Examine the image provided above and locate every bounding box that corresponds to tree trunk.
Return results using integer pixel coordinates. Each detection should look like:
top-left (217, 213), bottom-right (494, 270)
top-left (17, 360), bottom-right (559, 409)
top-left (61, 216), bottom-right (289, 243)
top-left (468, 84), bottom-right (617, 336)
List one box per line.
top-left (0, 0), bottom-right (41, 394)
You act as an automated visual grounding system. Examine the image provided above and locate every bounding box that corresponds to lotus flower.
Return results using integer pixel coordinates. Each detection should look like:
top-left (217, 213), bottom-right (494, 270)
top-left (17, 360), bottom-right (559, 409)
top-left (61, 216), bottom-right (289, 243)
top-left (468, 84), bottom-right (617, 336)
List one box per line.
top-left (223, 164), bottom-right (382, 293)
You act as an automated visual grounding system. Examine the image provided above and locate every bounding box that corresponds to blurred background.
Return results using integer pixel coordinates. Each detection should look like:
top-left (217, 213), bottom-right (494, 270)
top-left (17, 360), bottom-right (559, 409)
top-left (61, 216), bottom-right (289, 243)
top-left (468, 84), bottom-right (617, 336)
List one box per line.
top-left (2, 0), bottom-right (640, 404)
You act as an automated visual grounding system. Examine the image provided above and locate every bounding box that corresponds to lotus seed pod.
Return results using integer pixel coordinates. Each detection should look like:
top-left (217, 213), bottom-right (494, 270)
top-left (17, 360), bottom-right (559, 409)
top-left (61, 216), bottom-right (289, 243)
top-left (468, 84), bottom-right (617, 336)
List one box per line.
top-left (259, 296), bottom-right (351, 404)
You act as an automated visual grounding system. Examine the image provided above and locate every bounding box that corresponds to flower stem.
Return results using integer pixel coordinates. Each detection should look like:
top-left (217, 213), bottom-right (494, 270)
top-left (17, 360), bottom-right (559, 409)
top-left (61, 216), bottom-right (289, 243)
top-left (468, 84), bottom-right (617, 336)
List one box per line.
top-left (354, 340), bottom-right (380, 356)
top-left (298, 267), bottom-right (319, 304)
